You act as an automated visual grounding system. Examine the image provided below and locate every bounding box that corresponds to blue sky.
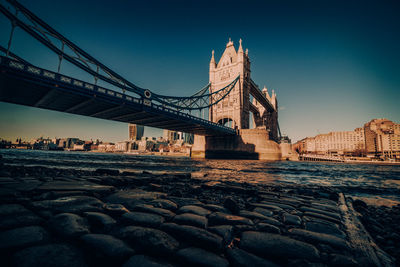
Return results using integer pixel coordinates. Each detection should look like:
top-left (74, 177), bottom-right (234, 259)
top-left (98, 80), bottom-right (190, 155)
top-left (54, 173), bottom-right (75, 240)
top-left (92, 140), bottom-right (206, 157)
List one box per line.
top-left (0, 0), bottom-right (399, 142)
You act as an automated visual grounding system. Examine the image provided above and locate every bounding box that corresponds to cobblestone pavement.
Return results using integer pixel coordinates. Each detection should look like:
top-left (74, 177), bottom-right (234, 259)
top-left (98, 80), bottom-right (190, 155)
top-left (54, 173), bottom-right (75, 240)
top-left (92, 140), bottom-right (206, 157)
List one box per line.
top-left (0, 165), bottom-right (395, 267)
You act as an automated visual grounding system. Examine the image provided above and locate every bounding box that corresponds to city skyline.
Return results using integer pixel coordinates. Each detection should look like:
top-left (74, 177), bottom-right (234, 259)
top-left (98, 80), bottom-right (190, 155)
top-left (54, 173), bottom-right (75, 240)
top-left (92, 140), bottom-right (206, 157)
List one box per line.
top-left (1, 0), bottom-right (399, 143)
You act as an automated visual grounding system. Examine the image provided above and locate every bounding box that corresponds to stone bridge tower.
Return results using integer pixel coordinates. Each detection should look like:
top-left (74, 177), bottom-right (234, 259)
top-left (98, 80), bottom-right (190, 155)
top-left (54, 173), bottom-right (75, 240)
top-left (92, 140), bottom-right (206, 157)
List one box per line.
top-left (209, 38), bottom-right (250, 129)
top-left (209, 39), bottom-right (279, 141)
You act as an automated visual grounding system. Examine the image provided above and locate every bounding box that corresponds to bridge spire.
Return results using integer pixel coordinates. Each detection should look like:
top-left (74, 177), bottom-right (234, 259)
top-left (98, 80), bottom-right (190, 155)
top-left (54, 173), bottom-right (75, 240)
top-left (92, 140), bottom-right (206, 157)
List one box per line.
top-left (238, 38), bottom-right (243, 54)
top-left (210, 50), bottom-right (216, 69)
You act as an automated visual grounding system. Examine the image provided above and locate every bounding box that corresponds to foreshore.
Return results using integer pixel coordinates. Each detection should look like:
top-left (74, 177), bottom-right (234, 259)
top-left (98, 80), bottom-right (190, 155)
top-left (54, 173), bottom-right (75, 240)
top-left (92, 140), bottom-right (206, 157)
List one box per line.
top-left (0, 163), bottom-right (397, 266)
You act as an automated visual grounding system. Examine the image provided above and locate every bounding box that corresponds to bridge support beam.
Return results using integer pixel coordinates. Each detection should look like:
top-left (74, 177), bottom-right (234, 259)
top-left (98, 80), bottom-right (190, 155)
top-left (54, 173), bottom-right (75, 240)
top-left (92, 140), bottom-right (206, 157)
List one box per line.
top-left (191, 128), bottom-right (283, 160)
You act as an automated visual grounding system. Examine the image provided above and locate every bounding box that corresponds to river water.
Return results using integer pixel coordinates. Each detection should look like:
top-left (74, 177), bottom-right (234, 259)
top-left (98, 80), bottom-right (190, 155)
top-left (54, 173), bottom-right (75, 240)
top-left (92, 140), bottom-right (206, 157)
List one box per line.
top-left (1, 149), bottom-right (400, 206)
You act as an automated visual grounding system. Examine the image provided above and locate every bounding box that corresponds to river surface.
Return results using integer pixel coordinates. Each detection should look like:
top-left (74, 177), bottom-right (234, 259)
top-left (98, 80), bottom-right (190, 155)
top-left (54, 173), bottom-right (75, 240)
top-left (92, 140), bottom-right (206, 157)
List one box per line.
top-left (1, 149), bottom-right (400, 206)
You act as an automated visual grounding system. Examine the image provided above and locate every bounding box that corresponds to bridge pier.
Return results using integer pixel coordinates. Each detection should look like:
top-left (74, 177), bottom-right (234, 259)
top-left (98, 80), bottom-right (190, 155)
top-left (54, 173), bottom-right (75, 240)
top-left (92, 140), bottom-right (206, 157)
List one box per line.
top-left (191, 128), bottom-right (284, 160)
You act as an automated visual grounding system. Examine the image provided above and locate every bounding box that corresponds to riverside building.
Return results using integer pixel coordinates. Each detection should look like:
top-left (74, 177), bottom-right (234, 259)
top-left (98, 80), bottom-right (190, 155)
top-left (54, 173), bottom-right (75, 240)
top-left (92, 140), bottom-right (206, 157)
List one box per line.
top-left (294, 118), bottom-right (400, 159)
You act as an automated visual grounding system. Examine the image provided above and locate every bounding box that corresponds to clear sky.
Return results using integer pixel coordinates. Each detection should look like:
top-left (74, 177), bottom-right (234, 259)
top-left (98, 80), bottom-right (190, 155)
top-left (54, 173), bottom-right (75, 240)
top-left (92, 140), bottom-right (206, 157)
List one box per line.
top-left (0, 0), bottom-right (399, 142)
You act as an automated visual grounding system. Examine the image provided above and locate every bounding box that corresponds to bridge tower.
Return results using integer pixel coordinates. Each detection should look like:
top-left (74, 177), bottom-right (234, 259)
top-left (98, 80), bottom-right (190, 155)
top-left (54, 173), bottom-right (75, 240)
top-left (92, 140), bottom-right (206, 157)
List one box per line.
top-left (209, 38), bottom-right (251, 129)
top-left (209, 39), bottom-right (279, 141)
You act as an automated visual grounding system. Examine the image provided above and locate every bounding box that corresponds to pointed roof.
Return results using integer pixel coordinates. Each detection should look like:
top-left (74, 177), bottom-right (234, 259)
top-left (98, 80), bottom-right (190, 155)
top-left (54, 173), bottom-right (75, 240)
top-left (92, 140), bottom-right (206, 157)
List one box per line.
top-left (216, 38), bottom-right (238, 68)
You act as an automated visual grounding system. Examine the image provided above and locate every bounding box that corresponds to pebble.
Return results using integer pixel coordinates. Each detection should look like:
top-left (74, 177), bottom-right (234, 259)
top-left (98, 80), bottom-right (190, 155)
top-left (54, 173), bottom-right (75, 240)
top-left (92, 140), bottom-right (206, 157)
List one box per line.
top-left (256, 222), bottom-right (281, 234)
top-left (103, 203), bottom-right (130, 216)
top-left (226, 247), bottom-right (280, 267)
top-left (289, 228), bottom-right (349, 249)
top-left (150, 199), bottom-right (178, 211)
top-left (48, 213), bottom-right (89, 238)
top-left (303, 211), bottom-right (341, 224)
top-left (208, 212), bottom-right (254, 226)
top-left (224, 197), bottom-right (240, 214)
top-left (0, 226), bottom-right (49, 250)
top-left (250, 203), bottom-right (283, 212)
top-left (37, 181), bottom-right (114, 194)
top-left (80, 234), bottom-right (134, 260)
top-left (173, 213), bottom-right (207, 228)
top-left (305, 221), bottom-right (345, 238)
top-left (239, 210), bottom-right (269, 220)
top-left (12, 243), bottom-right (86, 267)
top-left (253, 207), bottom-right (274, 217)
top-left (122, 211), bottom-right (165, 227)
top-left (118, 226), bottom-right (179, 256)
top-left (161, 222), bottom-right (223, 252)
top-left (105, 189), bottom-right (166, 209)
top-left (178, 205), bottom-right (211, 216)
top-left (132, 204), bottom-right (175, 219)
top-left (207, 225), bottom-right (234, 243)
top-left (32, 196), bottom-right (104, 214)
top-left (84, 212), bottom-right (116, 231)
top-left (240, 231), bottom-right (320, 262)
top-left (283, 213), bottom-right (302, 226)
top-left (299, 206), bottom-right (341, 221)
top-left (176, 247), bottom-right (229, 267)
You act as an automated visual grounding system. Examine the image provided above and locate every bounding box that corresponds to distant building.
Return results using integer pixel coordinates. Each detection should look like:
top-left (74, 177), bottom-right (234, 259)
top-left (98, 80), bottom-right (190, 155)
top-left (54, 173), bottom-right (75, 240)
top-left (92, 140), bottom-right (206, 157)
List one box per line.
top-left (163, 130), bottom-right (183, 142)
top-left (294, 118), bottom-right (400, 159)
top-left (129, 124), bottom-right (144, 141)
top-left (364, 118), bottom-right (400, 159)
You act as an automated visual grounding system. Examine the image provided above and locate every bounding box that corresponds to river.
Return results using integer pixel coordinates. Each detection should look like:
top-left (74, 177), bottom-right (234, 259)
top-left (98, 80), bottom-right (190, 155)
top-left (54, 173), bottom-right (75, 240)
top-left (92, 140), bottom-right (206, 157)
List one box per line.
top-left (1, 149), bottom-right (400, 206)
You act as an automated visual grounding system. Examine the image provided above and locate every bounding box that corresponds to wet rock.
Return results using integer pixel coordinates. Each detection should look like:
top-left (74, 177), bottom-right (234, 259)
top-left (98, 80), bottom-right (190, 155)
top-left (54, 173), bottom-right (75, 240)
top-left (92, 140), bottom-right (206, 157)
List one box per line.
top-left (173, 213), bottom-right (207, 228)
top-left (0, 203), bottom-right (29, 215)
top-left (84, 212), bottom-right (116, 232)
top-left (227, 247), bottom-right (280, 267)
top-left (224, 197), bottom-right (240, 214)
top-left (260, 217), bottom-right (282, 227)
top-left (105, 189), bottom-right (166, 209)
top-left (81, 234), bottom-right (134, 261)
top-left (329, 254), bottom-right (358, 266)
top-left (289, 228), bottom-right (349, 249)
top-left (12, 243), bottom-right (86, 267)
top-left (37, 181), bottom-right (114, 194)
top-left (167, 196), bottom-right (202, 207)
top-left (253, 207), bottom-right (274, 217)
top-left (176, 247), bottom-right (229, 267)
top-left (0, 226), bottom-right (49, 250)
top-left (122, 255), bottom-right (173, 267)
top-left (32, 196), bottom-right (104, 214)
top-left (95, 168), bottom-right (120, 175)
top-left (208, 212), bottom-right (254, 226)
top-left (178, 205), bottom-right (211, 216)
top-left (132, 204), bottom-right (175, 219)
top-left (122, 211), bottom-right (165, 227)
top-left (256, 222), bottom-right (281, 234)
top-left (0, 204), bottom-right (43, 229)
top-left (150, 199), bottom-right (178, 211)
top-left (303, 212), bottom-right (340, 224)
top-left (203, 204), bottom-right (228, 213)
top-left (300, 207), bottom-right (341, 221)
top-left (48, 213), bottom-right (89, 238)
top-left (36, 190), bottom-right (87, 200)
top-left (118, 226), bottom-right (179, 256)
top-left (305, 221), bottom-right (345, 238)
top-left (161, 223), bottom-right (223, 252)
top-left (250, 203), bottom-right (283, 212)
top-left (261, 201), bottom-right (296, 211)
top-left (103, 203), bottom-right (130, 216)
top-left (208, 225), bottom-right (234, 243)
top-left (352, 199), bottom-right (367, 213)
top-left (240, 231), bottom-right (320, 262)
top-left (283, 213), bottom-right (302, 226)
top-left (239, 210), bottom-right (269, 220)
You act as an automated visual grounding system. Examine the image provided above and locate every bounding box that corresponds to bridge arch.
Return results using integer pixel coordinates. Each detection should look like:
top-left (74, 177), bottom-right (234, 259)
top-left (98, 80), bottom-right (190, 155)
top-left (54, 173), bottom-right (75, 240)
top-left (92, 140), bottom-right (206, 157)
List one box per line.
top-left (217, 117), bottom-right (235, 128)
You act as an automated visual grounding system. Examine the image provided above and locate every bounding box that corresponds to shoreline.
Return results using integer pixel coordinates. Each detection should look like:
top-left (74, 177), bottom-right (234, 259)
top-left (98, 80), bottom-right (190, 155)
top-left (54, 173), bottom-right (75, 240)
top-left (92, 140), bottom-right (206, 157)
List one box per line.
top-left (0, 163), bottom-right (397, 266)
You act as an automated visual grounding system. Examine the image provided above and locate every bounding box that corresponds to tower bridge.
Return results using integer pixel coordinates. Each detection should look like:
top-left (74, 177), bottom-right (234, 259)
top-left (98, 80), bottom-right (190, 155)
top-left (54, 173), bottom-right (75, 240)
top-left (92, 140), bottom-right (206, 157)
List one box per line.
top-left (0, 0), bottom-right (292, 160)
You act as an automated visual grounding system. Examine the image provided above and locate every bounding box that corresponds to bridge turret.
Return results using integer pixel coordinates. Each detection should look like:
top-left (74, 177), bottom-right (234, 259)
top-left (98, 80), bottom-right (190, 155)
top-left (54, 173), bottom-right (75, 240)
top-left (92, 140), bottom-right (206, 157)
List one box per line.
top-left (209, 50), bottom-right (216, 83)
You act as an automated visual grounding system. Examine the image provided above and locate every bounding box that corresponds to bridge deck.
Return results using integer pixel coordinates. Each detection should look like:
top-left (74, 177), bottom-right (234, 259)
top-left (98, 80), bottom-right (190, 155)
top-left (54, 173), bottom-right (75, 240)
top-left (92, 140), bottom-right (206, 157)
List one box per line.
top-left (0, 56), bottom-right (236, 136)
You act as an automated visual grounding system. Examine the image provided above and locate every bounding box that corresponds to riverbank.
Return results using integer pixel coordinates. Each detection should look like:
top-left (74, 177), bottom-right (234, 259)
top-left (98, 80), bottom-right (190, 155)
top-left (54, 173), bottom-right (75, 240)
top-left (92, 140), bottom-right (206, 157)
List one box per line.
top-left (0, 163), bottom-right (396, 266)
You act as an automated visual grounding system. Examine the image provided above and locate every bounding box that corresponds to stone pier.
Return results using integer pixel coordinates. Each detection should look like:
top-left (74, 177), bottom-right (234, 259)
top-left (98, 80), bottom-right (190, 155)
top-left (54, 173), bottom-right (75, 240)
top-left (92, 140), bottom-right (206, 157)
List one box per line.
top-left (191, 128), bottom-right (283, 160)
